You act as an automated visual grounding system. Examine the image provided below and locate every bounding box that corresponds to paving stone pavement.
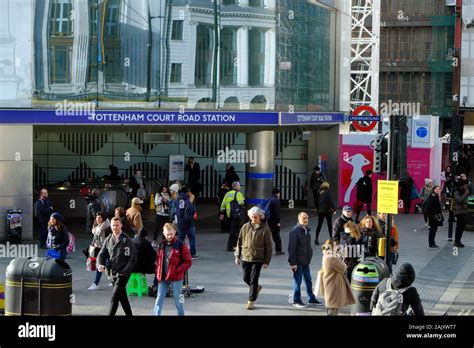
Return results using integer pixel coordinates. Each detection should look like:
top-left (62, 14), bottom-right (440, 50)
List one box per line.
top-left (0, 207), bottom-right (472, 316)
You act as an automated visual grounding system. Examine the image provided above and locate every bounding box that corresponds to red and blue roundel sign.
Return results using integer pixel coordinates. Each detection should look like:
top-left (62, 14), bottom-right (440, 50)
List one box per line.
top-left (350, 106), bottom-right (379, 132)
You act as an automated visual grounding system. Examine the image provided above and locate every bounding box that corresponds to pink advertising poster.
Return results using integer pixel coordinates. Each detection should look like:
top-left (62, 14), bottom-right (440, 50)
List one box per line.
top-left (339, 139), bottom-right (432, 213)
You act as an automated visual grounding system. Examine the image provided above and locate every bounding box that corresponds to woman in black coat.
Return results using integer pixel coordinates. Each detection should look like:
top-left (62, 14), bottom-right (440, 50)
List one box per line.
top-left (399, 176), bottom-right (415, 214)
top-left (315, 182), bottom-right (336, 245)
top-left (425, 185), bottom-right (443, 249)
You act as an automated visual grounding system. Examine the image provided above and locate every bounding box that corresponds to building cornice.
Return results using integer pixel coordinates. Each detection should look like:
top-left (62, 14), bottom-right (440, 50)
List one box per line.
top-left (189, 7), bottom-right (275, 20)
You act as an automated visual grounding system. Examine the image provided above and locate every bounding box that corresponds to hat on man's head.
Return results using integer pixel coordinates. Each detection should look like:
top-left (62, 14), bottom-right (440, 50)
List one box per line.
top-left (342, 205), bottom-right (353, 212)
top-left (272, 188), bottom-right (281, 195)
top-left (169, 184), bottom-right (180, 193)
top-left (131, 197), bottom-right (143, 205)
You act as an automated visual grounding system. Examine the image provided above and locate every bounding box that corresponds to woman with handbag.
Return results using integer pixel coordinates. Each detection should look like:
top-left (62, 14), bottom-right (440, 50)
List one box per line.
top-left (425, 186), bottom-right (443, 249)
top-left (318, 240), bottom-right (355, 316)
top-left (88, 211), bottom-right (112, 291)
top-left (46, 212), bottom-right (69, 261)
top-left (419, 179), bottom-right (433, 227)
top-left (359, 215), bottom-right (383, 257)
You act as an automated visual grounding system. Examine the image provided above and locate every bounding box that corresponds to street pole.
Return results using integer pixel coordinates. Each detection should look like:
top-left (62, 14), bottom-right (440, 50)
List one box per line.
top-left (146, 5), bottom-right (152, 102)
top-left (211, 0), bottom-right (220, 105)
top-left (448, 0), bottom-right (463, 240)
top-left (385, 114), bottom-right (396, 273)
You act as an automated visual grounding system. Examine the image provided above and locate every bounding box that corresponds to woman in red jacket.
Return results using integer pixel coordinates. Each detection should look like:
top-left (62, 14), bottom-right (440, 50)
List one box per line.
top-left (153, 223), bottom-right (192, 316)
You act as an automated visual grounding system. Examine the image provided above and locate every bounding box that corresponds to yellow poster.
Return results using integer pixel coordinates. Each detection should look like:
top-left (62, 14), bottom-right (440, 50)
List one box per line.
top-left (377, 180), bottom-right (399, 214)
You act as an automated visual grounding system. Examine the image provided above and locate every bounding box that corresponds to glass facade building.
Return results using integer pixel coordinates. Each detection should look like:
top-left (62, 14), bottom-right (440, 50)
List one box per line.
top-left (0, 0), bottom-right (338, 111)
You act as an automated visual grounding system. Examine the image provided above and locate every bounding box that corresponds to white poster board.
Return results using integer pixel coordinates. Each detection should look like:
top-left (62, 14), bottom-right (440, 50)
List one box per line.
top-left (169, 155), bottom-right (185, 182)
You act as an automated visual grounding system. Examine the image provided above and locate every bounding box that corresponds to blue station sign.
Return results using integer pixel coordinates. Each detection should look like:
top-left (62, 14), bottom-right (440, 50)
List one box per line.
top-left (0, 110), bottom-right (280, 126)
top-left (280, 112), bottom-right (344, 125)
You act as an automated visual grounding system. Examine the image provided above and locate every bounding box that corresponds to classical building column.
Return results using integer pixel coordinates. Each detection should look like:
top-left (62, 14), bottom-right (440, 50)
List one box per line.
top-left (237, 26), bottom-right (249, 87)
top-left (187, 21), bottom-right (198, 86)
top-left (264, 28), bottom-right (276, 87)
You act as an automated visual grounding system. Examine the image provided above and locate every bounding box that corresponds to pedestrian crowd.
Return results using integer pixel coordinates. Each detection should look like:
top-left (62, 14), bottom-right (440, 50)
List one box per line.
top-left (33, 157), bottom-right (474, 316)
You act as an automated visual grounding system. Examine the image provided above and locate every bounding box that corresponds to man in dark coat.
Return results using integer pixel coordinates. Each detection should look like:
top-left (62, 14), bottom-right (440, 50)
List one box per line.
top-left (217, 182), bottom-right (230, 233)
top-left (98, 217), bottom-right (137, 316)
top-left (129, 170), bottom-right (146, 200)
top-left (309, 166), bottom-right (326, 210)
top-left (224, 164), bottom-right (240, 186)
top-left (370, 263), bottom-right (424, 316)
top-left (185, 157), bottom-right (201, 199)
top-left (268, 188), bottom-right (284, 255)
top-left (452, 183), bottom-right (469, 248)
top-left (34, 188), bottom-right (54, 248)
top-left (399, 176), bottom-right (415, 214)
top-left (354, 170), bottom-right (373, 223)
top-left (288, 212), bottom-right (323, 308)
top-left (331, 205), bottom-right (353, 244)
top-left (86, 189), bottom-right (102, 234)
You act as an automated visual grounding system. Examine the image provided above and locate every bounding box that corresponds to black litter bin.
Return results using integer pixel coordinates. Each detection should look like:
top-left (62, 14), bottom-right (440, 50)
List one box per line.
top-left (465, 196), bottom-right (474, 231)
top-left (5, 257), bottom-right (72, 316)
top-left (350, 257), bottom-right (389, 315)
top-left (6, 209), bottom-right (22, 243)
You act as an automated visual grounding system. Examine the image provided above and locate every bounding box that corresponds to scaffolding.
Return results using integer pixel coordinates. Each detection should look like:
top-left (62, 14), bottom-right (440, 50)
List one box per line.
top-left (377, 0), bottom-right (455, 119)
top-left (276, 0), bottom-right (332, 111)
top-left (350, 0), bottom-right (380, 112)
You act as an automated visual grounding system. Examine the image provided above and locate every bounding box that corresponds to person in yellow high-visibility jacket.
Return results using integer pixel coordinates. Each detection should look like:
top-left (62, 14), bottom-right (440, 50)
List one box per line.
top-left (220, 181), bottom-right (245, 251)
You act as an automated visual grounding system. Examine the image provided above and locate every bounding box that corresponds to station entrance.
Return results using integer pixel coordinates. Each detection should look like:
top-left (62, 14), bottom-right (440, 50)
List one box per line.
top-left (0, 122), bottom-right (343, 241)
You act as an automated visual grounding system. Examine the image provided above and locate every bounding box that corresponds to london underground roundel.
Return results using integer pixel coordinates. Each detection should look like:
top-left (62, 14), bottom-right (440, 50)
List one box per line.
top-left (351, 105), bottom-right (378, 132)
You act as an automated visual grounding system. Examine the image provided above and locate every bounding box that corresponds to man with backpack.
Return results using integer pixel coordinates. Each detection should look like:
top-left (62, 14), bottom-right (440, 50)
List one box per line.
top-left (176, 186), bottom-right (198, 259)
top-left (220, 181), bottom-right (245, 252)
top-left (370, 263), bottom-right (424, 316)
top-left (34, 188), bottom-right (54, 249)
top-left (265, 188), bottom-right (284, 255)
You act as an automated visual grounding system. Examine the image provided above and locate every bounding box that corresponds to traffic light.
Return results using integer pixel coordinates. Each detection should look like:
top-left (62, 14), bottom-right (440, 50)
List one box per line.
top-left (373, 134), bottom-right (388, 174)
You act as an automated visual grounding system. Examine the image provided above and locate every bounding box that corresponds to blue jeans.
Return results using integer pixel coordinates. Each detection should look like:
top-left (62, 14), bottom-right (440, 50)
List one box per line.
top-left (178, 226), bottom-right (196, 256)
top-left (153, 280), bottom-right (184, 316)
top-left (94, 270), bottom-right (103, 285)
top-left (292, 265), bottom-right (316, 303)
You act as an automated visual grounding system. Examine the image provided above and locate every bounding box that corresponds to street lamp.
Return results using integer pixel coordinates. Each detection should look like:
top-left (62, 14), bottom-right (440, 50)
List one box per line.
top-left (146, 3), bottom-right (164, 104)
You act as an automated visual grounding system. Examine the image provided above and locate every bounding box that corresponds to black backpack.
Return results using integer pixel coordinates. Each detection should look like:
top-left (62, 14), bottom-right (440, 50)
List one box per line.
top-left (229, 192), bottom-right (243, 220)
top-left (178, 199), bottom-right (194, 224)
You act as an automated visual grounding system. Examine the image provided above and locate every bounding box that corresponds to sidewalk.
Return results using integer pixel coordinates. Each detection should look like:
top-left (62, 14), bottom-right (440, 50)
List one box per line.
top-left (0, 207), bottom-right (472, 316)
